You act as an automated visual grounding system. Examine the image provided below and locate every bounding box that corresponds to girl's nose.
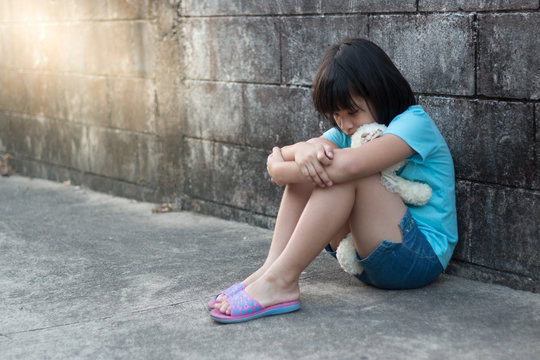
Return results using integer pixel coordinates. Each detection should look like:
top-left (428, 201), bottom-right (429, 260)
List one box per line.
top-left (343, 120), bottom-right (353, 133)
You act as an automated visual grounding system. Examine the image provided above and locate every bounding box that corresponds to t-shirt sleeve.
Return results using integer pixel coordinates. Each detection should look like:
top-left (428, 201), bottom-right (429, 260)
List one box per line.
top-left (383, 107), bottom-right (438, 164)
top-left (323, 127), bottom-right (350, 149)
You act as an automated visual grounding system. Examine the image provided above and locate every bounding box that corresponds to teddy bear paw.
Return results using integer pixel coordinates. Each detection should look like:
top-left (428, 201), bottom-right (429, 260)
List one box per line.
top-left (336, 235), bottom-right (364, 275)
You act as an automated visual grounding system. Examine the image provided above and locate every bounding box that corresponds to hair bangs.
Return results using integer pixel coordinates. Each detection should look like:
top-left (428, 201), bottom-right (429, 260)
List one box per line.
top-left (313, 56), bottom-right (361, 125)
top-left (313, 38), bottom-right (416, 127)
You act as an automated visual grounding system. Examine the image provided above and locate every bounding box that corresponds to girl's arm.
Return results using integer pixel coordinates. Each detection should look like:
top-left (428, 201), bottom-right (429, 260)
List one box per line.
top-left (322, 134), bottom-right (414, 183)
top-left (267, 134), bottom-right (414, 186)
top-left (277, 138), bottom-right (337, 187)
top-left (266, 147), bottom-right (310, 186)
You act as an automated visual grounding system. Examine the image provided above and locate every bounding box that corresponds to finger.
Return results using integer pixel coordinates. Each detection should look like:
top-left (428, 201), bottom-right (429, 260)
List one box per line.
top-left (316, 150), bottom-right (331, 166)
top-left (307, 164), bottom-right (325, 187)
top-left (316, 149), bottom-right (326, 162)
top-left (312, 162), bottom-right (332, 187)
top-left (300, 166), bottom-right (314, 184)
top-left (323, 144), bottom-right (334, 159)
top-left (317, 168), bottom-right (333, 187)
top-left (318, 154), bottom-right (333, 166)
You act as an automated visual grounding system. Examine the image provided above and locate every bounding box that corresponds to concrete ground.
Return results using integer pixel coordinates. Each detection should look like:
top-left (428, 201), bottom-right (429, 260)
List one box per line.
top-left (1, 176), bottom-right (539, 360)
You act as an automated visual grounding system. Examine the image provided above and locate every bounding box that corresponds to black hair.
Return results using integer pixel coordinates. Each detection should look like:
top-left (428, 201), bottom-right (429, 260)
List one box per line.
top-left (312, 38), bottom-right (416, 127)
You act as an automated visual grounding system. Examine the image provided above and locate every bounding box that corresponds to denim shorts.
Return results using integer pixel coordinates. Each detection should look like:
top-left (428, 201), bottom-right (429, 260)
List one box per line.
top-left (326, 209), bottom-right (443, 290)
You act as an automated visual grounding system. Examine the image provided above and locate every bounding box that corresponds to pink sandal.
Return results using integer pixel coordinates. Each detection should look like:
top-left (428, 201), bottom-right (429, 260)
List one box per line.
top-left (210, 289), bottom-right (300, 323)
top-left (207, 283), bottom-right (245, 310)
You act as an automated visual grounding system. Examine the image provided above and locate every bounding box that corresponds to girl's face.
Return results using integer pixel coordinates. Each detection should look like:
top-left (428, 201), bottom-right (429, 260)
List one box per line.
top-left (332, 97), bottom-right (376, 136)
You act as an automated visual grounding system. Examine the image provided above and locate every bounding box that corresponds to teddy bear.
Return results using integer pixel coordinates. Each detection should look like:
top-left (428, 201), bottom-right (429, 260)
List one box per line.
top-left (335, 123), bottom-right (432, 276)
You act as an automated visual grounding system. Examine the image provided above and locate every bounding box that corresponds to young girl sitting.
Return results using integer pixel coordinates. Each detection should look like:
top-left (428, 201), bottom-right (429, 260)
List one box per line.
top-left (209, 38), bottom-right (458, 324)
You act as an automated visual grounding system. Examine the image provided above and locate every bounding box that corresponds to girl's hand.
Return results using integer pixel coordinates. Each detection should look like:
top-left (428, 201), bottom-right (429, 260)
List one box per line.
top-left (294, 142), bottom-right (334, 187)
top-left (267, 147), bottom-right (285, 186)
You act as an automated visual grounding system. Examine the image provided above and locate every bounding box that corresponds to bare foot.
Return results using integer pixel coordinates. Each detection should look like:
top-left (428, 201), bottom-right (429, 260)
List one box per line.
top-left (217, 272), bottom-right (300, 315)
top-left (212, 262), bottom-right (273, 309)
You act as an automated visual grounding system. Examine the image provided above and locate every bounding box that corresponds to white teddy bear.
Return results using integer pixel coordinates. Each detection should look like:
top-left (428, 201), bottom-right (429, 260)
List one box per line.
top-left (335, 123), bottom-right (432, 276)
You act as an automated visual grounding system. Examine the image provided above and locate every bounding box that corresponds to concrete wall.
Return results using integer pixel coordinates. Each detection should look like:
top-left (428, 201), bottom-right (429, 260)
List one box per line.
top-left (0, 0), bottom-right (182, 200)
top-left (0, 0), bottom-right (538, 291)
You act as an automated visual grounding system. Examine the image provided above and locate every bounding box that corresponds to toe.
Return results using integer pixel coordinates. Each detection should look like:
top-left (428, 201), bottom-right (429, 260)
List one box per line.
top-left (219, 300), bottom-right (231, 315)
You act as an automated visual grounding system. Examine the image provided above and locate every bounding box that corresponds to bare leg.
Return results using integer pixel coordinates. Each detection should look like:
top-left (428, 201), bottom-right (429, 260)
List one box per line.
top-left (349, 174), bottom-right (406, 258)
top-left (218, 174), bottom-right (406, 314)
top-left (243, 181), bottom-right (350, 285)
top-left (244, 183), bottom-right (313, 282)
top-left (213, 182), bottom-right (314, 306)
top-left (328, 225), bottom-right (351, 251)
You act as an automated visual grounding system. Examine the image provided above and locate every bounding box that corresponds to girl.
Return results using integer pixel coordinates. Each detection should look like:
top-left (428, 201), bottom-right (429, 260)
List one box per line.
top-left (209, 38), bottom-right (458, 324)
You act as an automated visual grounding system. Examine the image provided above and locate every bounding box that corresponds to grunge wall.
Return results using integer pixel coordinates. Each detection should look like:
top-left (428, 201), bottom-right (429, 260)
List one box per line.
top-left (0, 0), bottom-right (538, 291)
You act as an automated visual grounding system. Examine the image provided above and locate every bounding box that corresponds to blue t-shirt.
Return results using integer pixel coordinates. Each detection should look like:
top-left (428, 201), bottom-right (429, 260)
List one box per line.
top-left (323, 105), bottom-right (458, 269)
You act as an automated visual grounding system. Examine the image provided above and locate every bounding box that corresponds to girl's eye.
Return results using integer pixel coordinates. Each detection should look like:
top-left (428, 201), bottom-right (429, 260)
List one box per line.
top-left (348, 110), bottom-right (358, 115)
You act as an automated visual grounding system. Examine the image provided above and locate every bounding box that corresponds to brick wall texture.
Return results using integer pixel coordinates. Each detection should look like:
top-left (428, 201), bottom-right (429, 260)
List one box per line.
top-left (0, 0), bottom-right (538, 291)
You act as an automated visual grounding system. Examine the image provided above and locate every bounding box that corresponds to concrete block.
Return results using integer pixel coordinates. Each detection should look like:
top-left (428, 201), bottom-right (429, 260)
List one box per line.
top-left (108, 0), bottom-right (154, 19)
top-left (41, 24), bottom-right (86, 73)
top-left (153, 37), bottom-right (181, 126)
top-left (446, 260), bottom-right (538, 293)
top-left (0, 1), bottom-right (10, 22)
top-left (0, 113), bottom-right (14, 155)
top-left (0, 71), bottom-right (31, 114)
top-left (108, 78), bottom-right (156, 133)
top-left (9, 24), bottom-right (49, 70)
top-left (3, 24), bottom-right (56, 71)
top-left (0, 0), bottom-right (108, 22)
top-left (4, 21), bottom-right (154, 77)
top-left (180, 0), bottom-right (243, 15)
top-left (5, 115), bottom-right (90, 172)
top-left (182, 81), bottom-right (244, 143)
top-left (154, 1), bottom-right (179, 39)
top-left (153, 32), bottom-right (183, 196)
top-left (419, 96), bottom-right (535, 188)
top-left (281, 15), bottom-right (368, 85)
top-left (0, 115), bottom-right (7, 152)
top-left (419, 0), bottom-right (538, 11)
top-left (37, 74), bottom-right (110, 128)
top-left (533, 104), bottom-right (540, 190)
top-left (370, 14), bottom-right (475, 96)
top-left (2, 114), bottom-right (41, 161)
top-left (137, 134), bottom-right (159, 187)
top-left (322, 0), bottom-right (416, 13)
top-left (465, 183), bottom-right (539, 278)
top-left (244, 84), bottom-right (322, 149)
top-left (0, 112), bottom-right (14, 154)
top-left (478, 13), bottom-right (540, 100)
top-left (88, 127), bottom-right (139, 182)
top-left (42, 119), bottom-right (91, 172)
top-left (180, 0), bottom-right (320, 15)
top-left (213, 143), bottom-right (281, 215)
top-left (182, 138), bottom-right (215, 201)
top-left (0, 72), bottom-right (111, 128)
top-left (183, 139), bottom-right (282, 215)
top-left (0, 25), bottom-right (13, 68)
top-left (0, 71), bottom-right (9, 111)
top-left (247, 0), bottom-right (321, 14)
top-left (181, 18), bottom-right (280, 83)
top-left (85, 21), bottom-right (154, 76)
top-left (180, 0), bottom-right (416, 15)
top-left (453, 180), bottom-right (472, 263)
top-left (60, 75), bottom-right (110, 126)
